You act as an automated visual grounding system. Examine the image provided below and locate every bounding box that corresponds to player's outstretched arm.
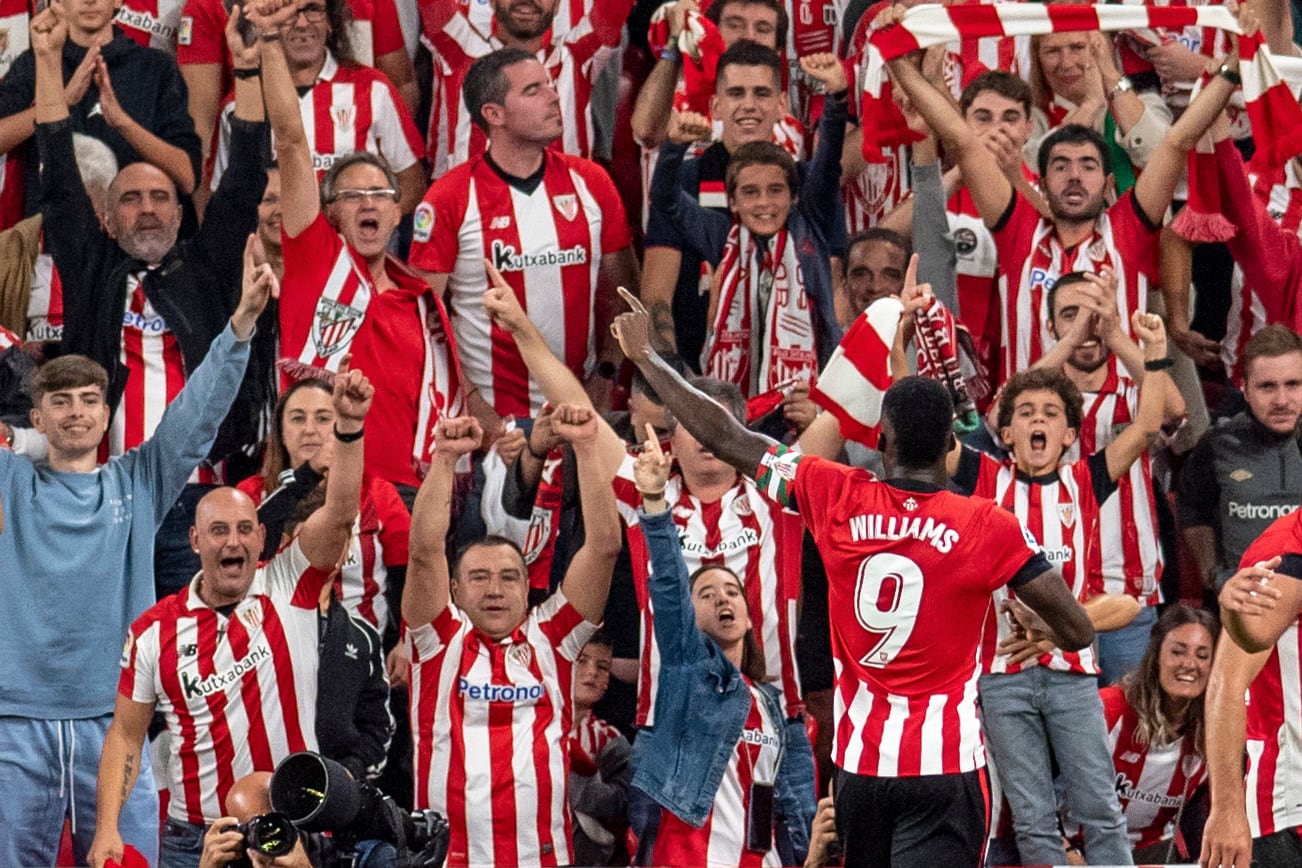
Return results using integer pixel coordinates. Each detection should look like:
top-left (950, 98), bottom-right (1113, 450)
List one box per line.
top-left (612, 288), bottom-right (776, 477)
top-left (554, 404), bottom-right (622, 624)
top-left (404, 417), bottom-right (481, 627)
top-left (1008, 568), bottom-right (1095, 651)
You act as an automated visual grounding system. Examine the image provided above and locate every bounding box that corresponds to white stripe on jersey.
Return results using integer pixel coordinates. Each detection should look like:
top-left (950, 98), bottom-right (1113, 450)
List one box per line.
top-left (1246, 621), bottom-right (1302, 836)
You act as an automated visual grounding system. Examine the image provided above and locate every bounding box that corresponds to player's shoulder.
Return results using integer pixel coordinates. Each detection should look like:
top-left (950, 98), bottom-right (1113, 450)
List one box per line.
top-left (132, 588), bottom-right (189, 634)
top-left (1242, 509), bottom-right (1302, 567)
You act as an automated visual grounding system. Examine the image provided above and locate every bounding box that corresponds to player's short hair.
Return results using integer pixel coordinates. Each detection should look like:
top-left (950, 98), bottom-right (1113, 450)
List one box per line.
top-left (1037, 123), bottom-right (1112, 180)
top-left (996, 367), bottom-right (1084, 433)
top-left (725, 141), bottom-right (799, 201)
top-left (715, 40), bottom-right (783, 89)
top-left (463, 47), bottom-right (537, 133)
top-left (1243, 324), bottom-right (1302, 385)
top-left (959, 70), bottom-right (1032, 119)
top-left (664, 376), bottom-right (746, 433)
top-left (688, 564), bottom-right (768, 682)
top-left (320, 151), bottom-right (401, 207)
top-left (1045, 271), bottom-right (1092, 320)
top-left (30, 354), bottom-right (109, 404)
top-left (880, 377), bottom-right (955, 468)
top-left (705, 0), bottom-right (789, 47)
top-left (452, 534), bottom-right (528, 580)
top-left (846, 227), bottom-right (912, 268)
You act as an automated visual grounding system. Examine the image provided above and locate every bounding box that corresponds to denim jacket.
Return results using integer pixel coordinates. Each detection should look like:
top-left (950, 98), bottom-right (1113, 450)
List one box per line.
top-left (630, 509), bottom-right (815, 864)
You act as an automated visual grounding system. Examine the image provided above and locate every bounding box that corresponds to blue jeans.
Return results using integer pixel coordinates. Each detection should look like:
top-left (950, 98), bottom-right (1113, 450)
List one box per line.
top-left (978, 669), bottom-right (1132, 866)
top-left (0, 716), bottom-right (159, 867)
top-left (160, 818), bottom-right (205, 868)
top-left (1096, 604), bottom-right (1158, 687)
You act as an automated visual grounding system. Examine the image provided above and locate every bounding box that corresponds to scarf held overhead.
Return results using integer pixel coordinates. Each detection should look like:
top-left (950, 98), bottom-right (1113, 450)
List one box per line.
top-left (809, 297), bottom-right (902, 448)
top-left (859, 3), bottom-right (1302, 168)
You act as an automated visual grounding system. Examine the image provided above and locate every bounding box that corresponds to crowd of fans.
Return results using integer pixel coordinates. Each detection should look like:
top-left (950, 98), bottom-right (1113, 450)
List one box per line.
top-left (0, 0), bottom-right (1301, 866)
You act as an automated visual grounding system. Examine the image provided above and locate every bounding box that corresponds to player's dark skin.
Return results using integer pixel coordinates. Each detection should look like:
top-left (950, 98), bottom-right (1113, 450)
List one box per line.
top-left (610, 289), bottom-right (1095, 653)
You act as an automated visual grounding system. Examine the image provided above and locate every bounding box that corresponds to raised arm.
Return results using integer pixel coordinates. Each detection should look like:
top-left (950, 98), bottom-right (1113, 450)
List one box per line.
top-left (1217, 556), bottom-right (1302, 654)
top-left (296, 368), bottom-right (372, 569)
top-left (798, 54), bottom-right (850, 236)
top-left (630, 0), bottom-right (696, 148)
top-left (1102, 311), bottom-right (1172, 482)
top-left (554, 404), bottom-right (622, 624)
top-left (885, 46), bottom-right (1011, 227)
top-left (613, 287), bottom-right (776, 475)
top-left (402, 417), bottom-right (482, 627)
top-left (90, 55), bottom-right (198, 194)
top-left (251, 0), bottom-right (320, 237)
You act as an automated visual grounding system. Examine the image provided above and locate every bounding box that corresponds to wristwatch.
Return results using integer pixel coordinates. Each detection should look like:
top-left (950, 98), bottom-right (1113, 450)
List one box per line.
top-left (1107, 76), bottom-right (1133, 101)
top-left (1216, 62), bottom-right (1242, 87)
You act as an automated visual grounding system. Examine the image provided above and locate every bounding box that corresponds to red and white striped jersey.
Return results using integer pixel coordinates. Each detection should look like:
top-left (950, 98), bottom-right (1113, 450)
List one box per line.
top-left (755, 445), bottom-right (1050, 777)
top-left (340, 0), bottom-right (406, 65)
top-left (109, 275), bottom-right (186, 458)
top-left (993, 191), bottom-right (1158, 377)
top-left (571, 710), bottom-right (622, 775)
top-left (1222, 163), bottom-right (1302, 385)
top-left (279, 214), bottom-right (465, 489)
top-left (1077, 686), bottom-right (1207, 849)
top-left (238, 474), bottom-right (412, 630)
top-left (421, 0), bottom-right (628, 177)
top-left (1238, 515), bottom-right (1302, 838)
top-left (408, 151), bottom-right (631, 419)
top-left (115, 0), bottom-right (184, 50)
top-left (612, 452), bottom-right (803, 726)
top-left (118, 540), bottom-right (330, 825)
top-left (0, 0), bottom-right (32, 232)
top-left (841, 144), bottom-right (910, 237)
top-left (651, 682), bottom-right (783, 868)
top-left (25, 250), bottom-right (63, 343)
top-left (967, 449), bottom-right (1109, 676)
top-left (407, 591), bottom-right (597, 868)
top-left (211, 53), bottom-right (424, 189)
top-left (1063, 360), bottom-right (1163, 605)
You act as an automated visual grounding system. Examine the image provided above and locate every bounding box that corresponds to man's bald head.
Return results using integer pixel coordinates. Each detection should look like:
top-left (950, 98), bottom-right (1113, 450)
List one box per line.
top-left (104, 162), bottom-right (183, 265)
top-left (191, 487), bottom-right (265, 607)
top-left (226, 772), bottom-right (275, 821)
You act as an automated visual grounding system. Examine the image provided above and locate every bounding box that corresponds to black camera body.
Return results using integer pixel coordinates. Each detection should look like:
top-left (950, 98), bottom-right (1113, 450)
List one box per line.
top-left (233, 813), bottom-right (299, 859)
top-left (270, 752), bottom-right (450, 868)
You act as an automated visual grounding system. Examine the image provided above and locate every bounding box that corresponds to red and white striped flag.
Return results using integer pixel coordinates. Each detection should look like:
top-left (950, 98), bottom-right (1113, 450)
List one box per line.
top-left (809, 297), bottom-right (902, 448)
top-left (859, 3), bottom-right (1302, 168)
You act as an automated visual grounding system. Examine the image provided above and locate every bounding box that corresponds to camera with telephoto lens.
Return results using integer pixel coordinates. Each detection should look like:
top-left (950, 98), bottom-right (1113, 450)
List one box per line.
top-left (233, 812), bottom-right (298, 858)
top-left (270, 751), bottom-right (450, 868)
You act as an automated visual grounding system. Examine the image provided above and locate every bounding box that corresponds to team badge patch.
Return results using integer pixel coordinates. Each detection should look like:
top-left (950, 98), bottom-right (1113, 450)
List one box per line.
top-left (312, 297), bottom-right (364, 358)
top-left (552, 194), bottom-right (578, 221)
top-left (903, 497), bottom-right (918, 512)
top-left (510, 644), bottom-right (533, 668)
top-left (413, 202), bottom-right (434, 242)
top-left (331, 104), bottom-right (355, 131)
top-left (1058, 503), bottom-right (1075, 528)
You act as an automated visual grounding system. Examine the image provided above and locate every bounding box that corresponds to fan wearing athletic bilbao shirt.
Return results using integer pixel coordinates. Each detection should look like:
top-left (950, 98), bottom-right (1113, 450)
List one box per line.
top-left (609, 289), bottom-right (1093, 868)
top-left (255, 0), bottom-right (463, 496)
top-left (1200, 514), bottom-right (1302, 868)
top-left (402, 406), bottom-right (621, 868)
top-left (409, 47), bottom-right (640, 421)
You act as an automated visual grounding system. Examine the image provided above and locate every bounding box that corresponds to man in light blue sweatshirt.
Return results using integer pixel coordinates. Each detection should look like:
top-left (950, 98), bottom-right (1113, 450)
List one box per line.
top-left (0, 236), bottom-right (278, 866)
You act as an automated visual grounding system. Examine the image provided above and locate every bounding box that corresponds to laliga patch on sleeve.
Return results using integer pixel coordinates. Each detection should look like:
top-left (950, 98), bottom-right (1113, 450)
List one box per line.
top-left (178, 16), bottom-right (193, 45)
top-left (413, 201), bottom-right (434, 243)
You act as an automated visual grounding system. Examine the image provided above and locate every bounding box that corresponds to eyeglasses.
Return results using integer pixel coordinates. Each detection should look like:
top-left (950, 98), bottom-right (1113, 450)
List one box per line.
top-left (285, 3), bottom-right (328, 24)
top-left (330, 187), bottom-right (399, 204)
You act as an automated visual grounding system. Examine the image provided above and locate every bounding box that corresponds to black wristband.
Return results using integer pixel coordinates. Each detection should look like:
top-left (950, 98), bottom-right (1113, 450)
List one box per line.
top-left (333, 424), bottom-right (364, 443)
top-left (1144, 357), bottom-right (1175, 372)
top-left (232, 67), bottom-right (261, 79)
top-left (1216, 62), bottom-right (1242, 87)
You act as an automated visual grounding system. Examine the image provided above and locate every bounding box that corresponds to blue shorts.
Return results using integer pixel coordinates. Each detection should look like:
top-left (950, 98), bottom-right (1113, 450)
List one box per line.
top-left (0, 715), bottom-right (159, 866)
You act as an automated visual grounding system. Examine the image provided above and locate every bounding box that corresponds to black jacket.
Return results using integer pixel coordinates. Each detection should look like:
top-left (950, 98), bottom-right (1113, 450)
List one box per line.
top-left (0, 28), bottom-right (201, 215)
top-left (36, 115), bottom-right (274, 467)
top-left (316, 601), bottom-right (393, 781)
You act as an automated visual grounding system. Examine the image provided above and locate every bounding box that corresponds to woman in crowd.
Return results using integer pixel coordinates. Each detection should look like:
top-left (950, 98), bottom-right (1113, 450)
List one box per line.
top-left (628, 426), bottom-right (815, 867)
top-left (1064, 604), bottom-right (1217, 863)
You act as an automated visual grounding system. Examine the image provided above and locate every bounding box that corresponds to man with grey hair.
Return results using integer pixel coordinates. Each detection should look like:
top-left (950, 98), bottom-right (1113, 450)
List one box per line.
top-left (32, 0), bottom-right (274, 597)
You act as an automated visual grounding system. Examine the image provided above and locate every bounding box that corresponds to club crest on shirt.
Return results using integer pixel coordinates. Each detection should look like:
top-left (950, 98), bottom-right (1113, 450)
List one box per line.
top-left (1088, 239), bottom-right (1108, 262)
top-left (241, 606), bottom-right (263, 629)
top-left (552, 194), bottom-right (579, 221)
top-left (903, 497), bottom-right (918, 512)
top-left (1058, 503), bottom-right (1075, 528)
top-left (522, 508), bottom-right (554, 565)
top-left (313, 297), bottom-right (363, 358)
top-left (732, 496), bottom-right (753, 517)
top-left (510, 644), bottom-right (533, 668)
top-left (331, 104), bottom-right (355, 131)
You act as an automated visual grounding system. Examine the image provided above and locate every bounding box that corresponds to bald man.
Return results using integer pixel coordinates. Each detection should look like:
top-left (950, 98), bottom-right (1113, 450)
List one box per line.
top-left (89, 370), bottom-right (373, 868)
top-left (199, 773), bottom-right (314, 868)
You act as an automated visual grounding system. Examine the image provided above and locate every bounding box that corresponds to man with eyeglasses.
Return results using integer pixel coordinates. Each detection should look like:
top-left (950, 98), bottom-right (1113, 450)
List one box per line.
top-left (255, 0), bottom-right (464, 507)
top-left (208, 0), bottom-right (427, 214)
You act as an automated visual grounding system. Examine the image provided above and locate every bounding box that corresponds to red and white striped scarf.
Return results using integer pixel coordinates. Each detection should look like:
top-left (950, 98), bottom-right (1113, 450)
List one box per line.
top-left (861, 3), bottom-right (1302, 167)
top-left (914, 297), bottom-right (989, 422)
top-left (648, 3), bottom-right (726, 115)
top-left (809, 297), bottom-right (902, 448)
top-left (705, 223), bottom-right (819, 397)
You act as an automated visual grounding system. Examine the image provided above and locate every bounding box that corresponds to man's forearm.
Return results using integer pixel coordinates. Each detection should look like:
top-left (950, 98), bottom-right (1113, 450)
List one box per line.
top-left (95, 724), bottom-right (143, 840)
top-left (113, 120), bottom-right (197, 194)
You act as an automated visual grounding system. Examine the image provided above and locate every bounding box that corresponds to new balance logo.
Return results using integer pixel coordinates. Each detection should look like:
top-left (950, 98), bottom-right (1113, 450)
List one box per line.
top-left (490, 215), bottom-right (512, 230)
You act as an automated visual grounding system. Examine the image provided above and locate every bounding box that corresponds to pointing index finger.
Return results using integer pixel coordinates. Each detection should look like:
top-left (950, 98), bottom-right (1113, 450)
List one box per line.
top-left (904, 252), bottom-right (919, 289)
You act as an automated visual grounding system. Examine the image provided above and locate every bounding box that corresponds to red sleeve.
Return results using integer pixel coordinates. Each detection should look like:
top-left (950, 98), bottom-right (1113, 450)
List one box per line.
top-left (755, 445), bottom-right (862, 534)
top-left (368, 0), bottom-right (406, 56)
top-left (407, 167), bottom-right (470, 272)
top-left (991, 189), bottom-right (1040, 264)
top-left (1109, 192), bottom-right (1161, 279)
top-left (371, 478), bottom-right (411, 566)
top-left (577, 160), bottom-right (631, 252)
top-left (1240, 513), bottom-right (1302, 568)
top-left (1219, 138), bottom-right (1302, 326)
top-left (1099, 685), bottom-right (1128, 729)
top-left (564, 0), bottom-right (632, 65)
top-left (975, 500), bottom-right (1045, 592)
top-left (177, 0), bottom-right (229, 66)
